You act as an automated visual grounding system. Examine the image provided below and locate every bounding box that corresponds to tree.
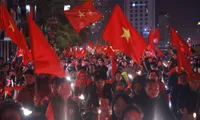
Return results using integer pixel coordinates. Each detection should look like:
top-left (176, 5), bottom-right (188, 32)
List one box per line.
top-left (56, 22), bottom-right (88, 50)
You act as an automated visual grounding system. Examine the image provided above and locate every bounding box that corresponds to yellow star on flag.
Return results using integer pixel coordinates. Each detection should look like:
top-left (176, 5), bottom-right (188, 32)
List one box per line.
top-left (121, 27), bottom-right (131, 42)
top-left (8, 20), bottom-right (15, 32)
top-left (78, 10), bottom-right (85, 18)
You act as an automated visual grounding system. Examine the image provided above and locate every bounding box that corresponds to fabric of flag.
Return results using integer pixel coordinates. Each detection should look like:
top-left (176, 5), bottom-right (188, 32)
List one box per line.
top-left (0, 3), bottom-right (29, 64)
top-left (88, 40), bottom-right (94, 48)
top-left (170, 27), bottom-right (193, 75)
top-left (75, 46), bottom-right (86, 58)
top-left (27, 14), bottom-right (65, 77)
top-left (64, 0), bottom-right (102, 33)
top-left (46, 101), bottom-right (54, 120)
top-left (102, 5), bottom-right (147, 64)
top-left (170, 27), bottom-right (192, 56)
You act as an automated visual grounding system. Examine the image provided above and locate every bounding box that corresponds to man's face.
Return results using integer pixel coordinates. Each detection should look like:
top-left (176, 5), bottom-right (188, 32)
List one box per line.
top-left (145, 83), bottom-right (159, 99)
top-left (115, 73), bottom-right (121, 82)
top-left (78, 72), bottom-right (86, 80)
top-left (98, 60), bottom-right (104, 66)
top-left (95, 80), bottom-right (105, 89)
top-left (189, 80), bottom-right (200, 91)
top-left (25, 74), bottom-right (35, 84)
top-left (123, 110), bottom-right (142, 120)
top-left (148, 72), bottom-right (158, 81)
top-left (58, 82), bottom-right (71, 101)
top-left (70, 71), bottom-right (77, 79)
top-left (178, 75), bottom-right (188, 85)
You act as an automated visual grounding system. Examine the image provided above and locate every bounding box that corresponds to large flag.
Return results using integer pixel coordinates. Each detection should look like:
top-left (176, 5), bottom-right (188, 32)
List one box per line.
top-left (170, 27), bottom-right (193, 75)
top-left (170, 27), bottom-right (192, 56)
top-left (27, 14), bottom-right (65, 77)
top-left (0, 3), bottom-right (29, 64)
top-left (102, 5), bottom-right (147, 64)
top-left (147, 28), bottom-right (163, 57)
top-left (64, 0), bottom-right (102, 33)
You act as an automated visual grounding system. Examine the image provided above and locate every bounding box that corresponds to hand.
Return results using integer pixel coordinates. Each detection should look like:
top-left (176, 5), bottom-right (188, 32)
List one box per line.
top-left (180, 108), bottom-right (188, 115)
top-left (34, 95), bottom-right (41, 106)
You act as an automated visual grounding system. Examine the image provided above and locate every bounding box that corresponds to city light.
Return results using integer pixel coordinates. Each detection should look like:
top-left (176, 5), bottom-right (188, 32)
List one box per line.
top-left (193, 113), bottom-right (196, 119)
top-left (26, 5), bottom-right (30, 13)
top-left (22, 107), bottom-right (32, 116)
top-left (128, 74), bottom-right (133, 79)
top-left (188, 37), bottom-right (191, 40)
top-left (132, 3), bottom-right (136, 7)
top-left (64, 5), bottom-right (71, 11)
top-left (79, 94), bottom-right (85, 100)
top-left (66, 76), bottom-right (71, 81)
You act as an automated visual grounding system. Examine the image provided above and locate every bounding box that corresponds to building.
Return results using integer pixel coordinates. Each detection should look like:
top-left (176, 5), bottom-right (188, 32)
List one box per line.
top-left (124, 0), bottom-right (155, 39)
top-left (156, 12), bottom-right (170, 45)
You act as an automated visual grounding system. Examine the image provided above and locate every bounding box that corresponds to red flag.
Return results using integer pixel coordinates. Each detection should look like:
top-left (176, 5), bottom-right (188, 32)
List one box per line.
top-left (148, 28), bottom-right (154, 44)
top-left (170, 27), bottom-right (191, 56)
top-left (88, 40), bottom-right (94, 48)
top-left (170, 27), bottom-right (193, 75)
top-left (153, 28), bottom-right (160, 45)
top-left (27, 14), bottom-right (65, 77)
top-left (112, 57), bottom-right (117, 77)
top-left (102, 5), bottom-right (147, 64)
top-left (46, 101), bottom-right (54, 120)
top-left (64, 0), bottom-right (102, 33)
top-left (16, 48), bottom-right (24, 57)
top-left (157, 48), bottom-right (164, 56)
top-left (75, 46), bottom-right (86, 58)
top-left (177, 49), bottom-right (193, 75)
top-left (0, 3), bottom-right (29, 64)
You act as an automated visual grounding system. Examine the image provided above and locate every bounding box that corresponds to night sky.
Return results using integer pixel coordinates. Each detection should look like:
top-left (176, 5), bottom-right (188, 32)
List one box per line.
top-left (156, 0), bottom-right (200, 40)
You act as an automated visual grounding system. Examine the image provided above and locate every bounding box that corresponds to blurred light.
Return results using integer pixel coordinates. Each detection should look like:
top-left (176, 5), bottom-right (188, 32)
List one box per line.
top-left (26, 5), bottom-right (30, 13)
top-left (66, 76), bottom-right (71, 81)
top-left (132, 3), bottom-right (136, 7)
top-left (71, 83), bottom-right (74, 89)
top-left (163, 62), bottom-right (168, 67)
top-left (64, 5), bottom-right (71, 11)
top-left (188, 37), bottom-right (191, 40)
top-left (198, 22), bottom-right (200, 25)
top-left (167, 41), bottom-right (170, 44)
top-left (137, 71), bottom-right (141, 75)
top-left (98, 109), bottom-right (101, 114)
top-left (92, 23), bottom-right (96, 26)
top-left (144, 28), bottom-right (147, 32)
top-left (22, 107), bottom-right (32, 116)
top-left (169, 101), bottom-right (172, 108)
top-left (176, 31), bottom-right (178, 33)
top-left (193, 113), bottom-right (196, 119)
top-left (79, 94), bottom-right (85, 100)
top-left (128, 74), bottom-right (133, 79)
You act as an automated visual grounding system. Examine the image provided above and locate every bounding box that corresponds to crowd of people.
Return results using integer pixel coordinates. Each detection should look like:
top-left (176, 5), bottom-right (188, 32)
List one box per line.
top-left (0, 50), bottom-right (200, 120)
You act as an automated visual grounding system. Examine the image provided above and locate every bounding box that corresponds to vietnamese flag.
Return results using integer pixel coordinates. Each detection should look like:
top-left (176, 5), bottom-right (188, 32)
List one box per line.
top-left (88, 40), bottom-right (94, 48)
top-left (171, 27), bottom-right (193, 75)
top-left (102, 5), bottom-right (147, 64)
top-left (27, 14), bottom-right (65, 77)
top-left (0, 3), bottom-right (29, 64)
top-left (75, 46), bottom-right (86, 58)
top-left (64, 0), bottom-right (102, 33)
top-left (46, 101), bottom-right (54, 120)
top-left (170, 27), bottom-right (192, 56)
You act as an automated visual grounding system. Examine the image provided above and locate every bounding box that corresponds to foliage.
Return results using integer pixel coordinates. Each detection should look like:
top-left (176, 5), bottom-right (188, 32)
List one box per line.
top-left (56, 22), bottom-right (88, 50)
